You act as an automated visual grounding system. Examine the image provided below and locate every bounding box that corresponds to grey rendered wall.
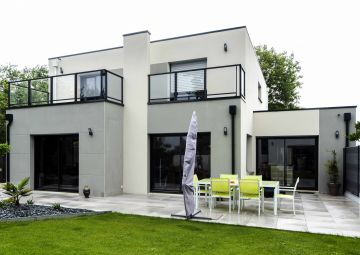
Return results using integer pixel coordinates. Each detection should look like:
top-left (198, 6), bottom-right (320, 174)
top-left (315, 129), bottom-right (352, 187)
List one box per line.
top-left (104, 103), bottom-right (123, 196)
top-left (7, 102), bottom-right (122, 197)
top-left (148, 99), bottom-right (241, 179)
top-left (319, 107), bottom-right (357, 194)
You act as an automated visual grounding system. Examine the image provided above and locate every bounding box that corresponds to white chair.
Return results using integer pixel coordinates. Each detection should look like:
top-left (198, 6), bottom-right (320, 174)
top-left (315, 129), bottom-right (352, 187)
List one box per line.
top-left (276, 177), bottom-right (300, 215)
top-left (193, 174), bottom-right (209, 209)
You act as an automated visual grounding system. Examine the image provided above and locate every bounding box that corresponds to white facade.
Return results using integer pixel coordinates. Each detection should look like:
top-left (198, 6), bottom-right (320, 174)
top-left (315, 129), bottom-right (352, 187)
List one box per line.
top-left (6, 26), bottom-right (356, 196)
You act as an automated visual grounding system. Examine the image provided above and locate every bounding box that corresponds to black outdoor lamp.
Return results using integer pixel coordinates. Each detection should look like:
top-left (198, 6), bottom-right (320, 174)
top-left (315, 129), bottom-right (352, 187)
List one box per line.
top-left (223, 127), bottom-right (228, 136)
top-left (224, 43), bottom-right (228, 52)
top-left (88, 128), bottom-right (93, 136)
top-left (335, 130), bottom-right (339, 139)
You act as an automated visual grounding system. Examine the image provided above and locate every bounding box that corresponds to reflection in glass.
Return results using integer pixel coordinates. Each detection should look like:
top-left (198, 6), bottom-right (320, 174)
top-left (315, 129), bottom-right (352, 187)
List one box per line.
top-left (150, 133), bottom-right (211, 193)
top-left (257, 137), bottom-right (317, 190)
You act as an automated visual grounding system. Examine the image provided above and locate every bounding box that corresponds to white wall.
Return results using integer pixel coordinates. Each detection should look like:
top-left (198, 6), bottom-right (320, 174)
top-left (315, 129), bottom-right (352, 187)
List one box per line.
top-left (7, 102), bottom-right (123, 197)
top-left (254, 110), bottom-right (320, 137)
top-left (122, 32), bottom-right (150, 194)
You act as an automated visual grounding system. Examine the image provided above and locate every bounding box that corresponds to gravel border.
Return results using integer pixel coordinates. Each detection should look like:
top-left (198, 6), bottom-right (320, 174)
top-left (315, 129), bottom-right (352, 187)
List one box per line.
top-left (0, 204), bottom-right (107, 222)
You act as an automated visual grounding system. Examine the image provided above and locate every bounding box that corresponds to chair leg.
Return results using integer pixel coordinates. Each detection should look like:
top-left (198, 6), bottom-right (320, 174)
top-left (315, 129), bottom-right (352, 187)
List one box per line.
top-left (238, 198), bottom-right (240, 214)
top-left (229, 198), bottom-right (231, 213)
top-left (258, 200), bottom-right (261, 216)
top-left (262, 191), bottom-right (264, 212)
top-left (293, 199), bottom-right (295, 215)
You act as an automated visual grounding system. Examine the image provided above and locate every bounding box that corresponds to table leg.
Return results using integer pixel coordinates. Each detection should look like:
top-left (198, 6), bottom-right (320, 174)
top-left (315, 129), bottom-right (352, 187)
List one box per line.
top-left (273, 185), bottom-right (279, 216)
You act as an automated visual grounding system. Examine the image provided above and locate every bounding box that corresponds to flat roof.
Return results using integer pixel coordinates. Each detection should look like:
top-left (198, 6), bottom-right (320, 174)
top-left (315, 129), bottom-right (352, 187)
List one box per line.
top-left (48, 26), bottom-right (246, 60)
top-left (254, 105), bottom-right (357, 113)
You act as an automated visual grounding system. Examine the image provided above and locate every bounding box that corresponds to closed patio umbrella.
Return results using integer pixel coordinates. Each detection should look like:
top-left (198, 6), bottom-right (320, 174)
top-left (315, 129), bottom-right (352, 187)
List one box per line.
top-left (182, 111), bottom-right (197, 218)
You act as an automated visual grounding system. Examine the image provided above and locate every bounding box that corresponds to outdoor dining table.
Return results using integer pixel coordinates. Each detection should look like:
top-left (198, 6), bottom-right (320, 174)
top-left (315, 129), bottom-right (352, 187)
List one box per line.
top-left (197, 178), bottom-right (280, 215)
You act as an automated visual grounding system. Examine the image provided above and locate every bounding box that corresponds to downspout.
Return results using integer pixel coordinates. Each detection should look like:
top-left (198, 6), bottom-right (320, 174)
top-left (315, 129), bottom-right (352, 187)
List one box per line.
top-left (229, 105), bottom-right (237, 174)
top-left (5, 114), bottom-right (13, 182)
top-left (344, 113), bottom-right (351, 147)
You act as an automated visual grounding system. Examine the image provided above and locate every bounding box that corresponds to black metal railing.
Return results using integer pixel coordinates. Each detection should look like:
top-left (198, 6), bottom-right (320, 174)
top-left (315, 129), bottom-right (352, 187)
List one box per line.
top-left (344, 146), bottom-right (360, 196)
top-left (8, 69), bottom-right (123, 108)
top-left (148, 64), bottom-right (245, 103)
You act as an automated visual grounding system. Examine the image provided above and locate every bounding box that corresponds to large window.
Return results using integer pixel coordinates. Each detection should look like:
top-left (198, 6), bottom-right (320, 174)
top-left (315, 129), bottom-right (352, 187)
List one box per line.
top-left (150, 133), bottom-right (210, 193)
top-left (35, 134), bottom-right (79, 192)
top-left (256, 137), bottom-right (318, 190)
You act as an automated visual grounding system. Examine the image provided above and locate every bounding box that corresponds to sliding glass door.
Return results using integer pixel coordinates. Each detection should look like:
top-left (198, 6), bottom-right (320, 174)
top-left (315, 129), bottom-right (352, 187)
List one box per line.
top-left (256, 137), bottom-right (318, 190)
top-left (150, 133), bottom-right (210, 193)
top-left (35, 134), bottom-right (79, 192)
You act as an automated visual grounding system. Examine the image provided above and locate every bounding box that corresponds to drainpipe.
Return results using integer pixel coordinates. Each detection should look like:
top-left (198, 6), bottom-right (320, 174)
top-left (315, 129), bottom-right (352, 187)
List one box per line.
top-left (344, 113), bottom-right (351, 147)
top-left (229, 105), bottom-right (237, 174)
top-left (5, 114), bottom-right (13, 182)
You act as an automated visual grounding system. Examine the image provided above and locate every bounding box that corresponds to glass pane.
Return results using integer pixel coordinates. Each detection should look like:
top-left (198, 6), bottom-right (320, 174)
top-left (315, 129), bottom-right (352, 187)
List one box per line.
top-left (150, 74), bottom-right (171, 102)
top-left (31, 78), bottom-right (49, 105)
top-left (345, 147), bottom-right (358, 196)
top-left (79, 71), bottom-right (102, 100)
top-left (150, 133), bottom-right (211, 193)
top-left (107, 72), bottom-right (122, 103)
top-left (9, 81), bottom-right (28, 106)
top-left (285, 138), bottom-right (317, 188)
top-left (53, 75), bottom-right (75, 103)
top-left (207, 66), bottom-right (237, 98)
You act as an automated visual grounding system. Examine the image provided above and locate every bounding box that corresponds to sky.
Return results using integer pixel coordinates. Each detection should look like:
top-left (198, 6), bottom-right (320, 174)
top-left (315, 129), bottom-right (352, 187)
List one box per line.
top-left (1, 0), bottom-right (359, 114)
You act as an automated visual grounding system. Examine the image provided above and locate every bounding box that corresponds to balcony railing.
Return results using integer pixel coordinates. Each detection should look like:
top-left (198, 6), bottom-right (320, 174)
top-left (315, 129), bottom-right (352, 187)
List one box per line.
top-left (8, 69), bottom-right (123, 108)
top-left (148, 64), bottom-right (245, 103)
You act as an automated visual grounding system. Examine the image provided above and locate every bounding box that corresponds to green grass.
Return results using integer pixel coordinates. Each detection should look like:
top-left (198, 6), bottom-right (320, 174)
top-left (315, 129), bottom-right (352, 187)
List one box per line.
top-left (0, 213), bottom-right (359, 255)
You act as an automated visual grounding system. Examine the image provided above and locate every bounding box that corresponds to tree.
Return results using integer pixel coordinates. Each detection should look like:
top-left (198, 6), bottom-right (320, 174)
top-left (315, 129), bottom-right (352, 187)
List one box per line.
top-left (349, 121), bottom-right (360, 142)
top-left (255, 45), bottom-right (303, 110)
top-left (0, 64), bottom-right (48, 142)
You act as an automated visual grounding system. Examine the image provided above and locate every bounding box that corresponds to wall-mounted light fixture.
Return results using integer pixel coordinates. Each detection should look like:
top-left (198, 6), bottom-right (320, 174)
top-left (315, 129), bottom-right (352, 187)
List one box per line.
top-left (223, 127), bottom-right (228, 136)
top-left (88, 128), bottom-right (93, 136)
top-left (224, 43), bottom-right (228, 52)
top-left (60, 67), bottom-right (64, 74)
top-left (335, 130), bottom-right (339, 139)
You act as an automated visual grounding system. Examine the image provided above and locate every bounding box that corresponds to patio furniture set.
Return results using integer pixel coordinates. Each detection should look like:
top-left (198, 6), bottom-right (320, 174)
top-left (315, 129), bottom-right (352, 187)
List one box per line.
top-left (194, 174), bottom-right (299, 215)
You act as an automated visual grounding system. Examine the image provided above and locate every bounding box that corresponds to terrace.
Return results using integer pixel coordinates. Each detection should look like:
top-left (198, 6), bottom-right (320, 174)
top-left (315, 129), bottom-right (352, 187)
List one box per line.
top-left (13, 190), bottom-right (360, 238)
top-left (148, 64), bottom-right (245, 103)
top-left (8, 69), bottom-right (123, 108)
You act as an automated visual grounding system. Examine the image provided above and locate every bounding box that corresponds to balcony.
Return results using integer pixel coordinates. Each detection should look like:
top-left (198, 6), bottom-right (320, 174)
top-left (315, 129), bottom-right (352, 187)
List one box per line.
top-left (148, 64), bottom-right (245, 103)
top-left (8, 69), bottom-right (123, 108)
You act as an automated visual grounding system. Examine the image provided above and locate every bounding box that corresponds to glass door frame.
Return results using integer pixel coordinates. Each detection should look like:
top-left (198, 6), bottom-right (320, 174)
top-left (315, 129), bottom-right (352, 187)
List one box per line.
top-left (256, 136), bottom-right (319, 190)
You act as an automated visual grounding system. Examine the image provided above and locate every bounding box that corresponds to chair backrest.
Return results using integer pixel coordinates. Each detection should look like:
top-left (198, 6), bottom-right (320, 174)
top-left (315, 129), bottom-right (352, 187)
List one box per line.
top-left (219, 174), bottom-right (239, 181)
top-left (292, 177), bottom-right (300, 196)
top-left (243, 175), bottom-right (262, 184)
top-left (239, 179), bottom-right (260, 195)
top-left (211, 178), bottom-right (230, 193)
top-left (193, 174), bottom-right (199, 187)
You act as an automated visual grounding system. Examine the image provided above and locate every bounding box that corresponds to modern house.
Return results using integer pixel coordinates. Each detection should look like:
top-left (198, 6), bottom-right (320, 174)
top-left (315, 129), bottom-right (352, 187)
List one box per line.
top-left (5, 26), bottom-right (356, 197)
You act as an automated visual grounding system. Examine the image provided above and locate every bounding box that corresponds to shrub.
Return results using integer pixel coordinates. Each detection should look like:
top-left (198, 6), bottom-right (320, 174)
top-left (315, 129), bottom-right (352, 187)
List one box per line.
top-left (326, 150), bottom-right (339, 184)
top-left (0, 144), bottom-right (10, 157)
top-left (26, 198), bottom-right (34, 205)
top-left (52, 203), bottom-right (62, 211)
top-left (3, 177), bottom-right (32, 206)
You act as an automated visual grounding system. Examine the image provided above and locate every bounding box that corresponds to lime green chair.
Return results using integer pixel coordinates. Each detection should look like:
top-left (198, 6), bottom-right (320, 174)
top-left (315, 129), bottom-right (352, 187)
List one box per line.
top-left (238, 179), bottom-right (261, 215)
top-left (210, 178), bottom-right (232, 213)
top-left (220, 174), bottom-right (238, 208)
top-left (193, 174), bottom-right (209, 209)
top-left (243, 175), bottom-right (264, 211)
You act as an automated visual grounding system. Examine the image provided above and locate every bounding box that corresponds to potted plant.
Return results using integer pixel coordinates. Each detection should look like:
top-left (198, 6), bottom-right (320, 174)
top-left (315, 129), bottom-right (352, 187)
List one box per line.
top-left (83, 185), bottom-right (90, 198)
top-left (326, 150), bottom-right (340, 196)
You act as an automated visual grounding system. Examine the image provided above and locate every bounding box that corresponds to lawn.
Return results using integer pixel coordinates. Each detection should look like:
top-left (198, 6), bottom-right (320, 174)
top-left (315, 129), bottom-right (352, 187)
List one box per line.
top-left (0, 213), bottom-right (359, 255)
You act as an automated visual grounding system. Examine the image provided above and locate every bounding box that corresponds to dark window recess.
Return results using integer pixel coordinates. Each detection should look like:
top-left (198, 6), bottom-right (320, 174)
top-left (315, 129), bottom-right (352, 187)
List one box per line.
top-left (150, 133), bottom-right (211, 193)
top-left (35, 134), bottom-right (79, 192)
top-left (258, 82), bottom-right (262, 102)
top-left (256, 137), bottom-right (318, 190)
top-left (0, 156), bottom-right (6, 183)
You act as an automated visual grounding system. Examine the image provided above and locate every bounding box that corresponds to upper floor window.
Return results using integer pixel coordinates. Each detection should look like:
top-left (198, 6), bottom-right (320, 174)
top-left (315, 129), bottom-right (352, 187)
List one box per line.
top-left (79, 72), bottom-right (104, 100)
top-left (258, 82), bottom-right (262, 103)
top-left (170, 59), bottom-right (207, 100)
